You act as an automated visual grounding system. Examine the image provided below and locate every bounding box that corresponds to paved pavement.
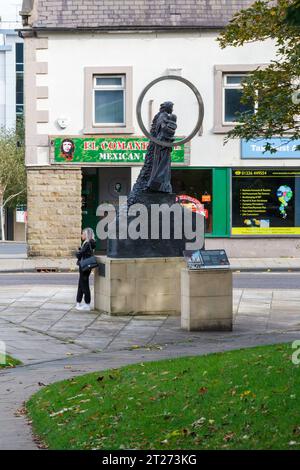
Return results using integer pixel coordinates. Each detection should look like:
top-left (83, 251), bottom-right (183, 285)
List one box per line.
top-left (1, 283), bottom-right (300, 449)
top-left (0, 242), bottom-right (27, 259)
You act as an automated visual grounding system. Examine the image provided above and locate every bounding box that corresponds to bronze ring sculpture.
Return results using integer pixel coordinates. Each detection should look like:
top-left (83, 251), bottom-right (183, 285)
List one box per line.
top-left (136, 75), bottom-right (204, 148)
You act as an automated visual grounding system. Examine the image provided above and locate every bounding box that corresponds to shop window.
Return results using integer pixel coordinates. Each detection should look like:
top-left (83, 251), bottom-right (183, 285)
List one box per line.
top-left (171, 169), bottom-right (213, 233)
top-left (232, 168), bottom-right (300, 236)
top-left (214, 64), bottom-right (265, 134)
top-left (84, 66), bottom-right (134, 135)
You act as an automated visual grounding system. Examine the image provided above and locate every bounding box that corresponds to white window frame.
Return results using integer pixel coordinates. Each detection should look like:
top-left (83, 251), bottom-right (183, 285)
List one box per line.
top-left (222, 73), bottom-right (251, 125)
top-left (93, 74), bottom-right (126, 127)
top-left (84, 66), bottom-right (134, 135)
top-left (214, 64), bottom-right (266, 134)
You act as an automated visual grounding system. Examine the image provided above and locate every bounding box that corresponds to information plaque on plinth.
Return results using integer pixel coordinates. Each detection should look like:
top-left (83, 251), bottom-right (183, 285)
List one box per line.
top-left (183, 249), bottom-right (230, 270)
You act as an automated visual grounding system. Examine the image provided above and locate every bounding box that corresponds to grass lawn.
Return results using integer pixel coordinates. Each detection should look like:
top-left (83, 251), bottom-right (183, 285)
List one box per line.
top-left (27, 343), bottom-right (300, 450)
top-left (0, 355), bottom-right (21, 369)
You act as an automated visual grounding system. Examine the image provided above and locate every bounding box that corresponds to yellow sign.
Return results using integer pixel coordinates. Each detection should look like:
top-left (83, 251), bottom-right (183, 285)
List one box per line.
top-left (232, 227), bottom-right (300, 235)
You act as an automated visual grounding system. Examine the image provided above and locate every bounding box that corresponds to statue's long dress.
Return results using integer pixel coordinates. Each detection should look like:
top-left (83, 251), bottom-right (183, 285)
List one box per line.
top-left (147, 113), bottom-right (176, 193)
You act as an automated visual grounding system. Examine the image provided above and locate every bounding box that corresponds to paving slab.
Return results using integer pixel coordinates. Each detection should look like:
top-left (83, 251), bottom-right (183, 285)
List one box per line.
top-left (1, 284), bottom-right (300, 449)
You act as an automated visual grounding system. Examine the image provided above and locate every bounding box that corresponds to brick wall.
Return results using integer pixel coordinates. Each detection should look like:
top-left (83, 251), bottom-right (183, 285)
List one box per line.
top-left (27, 168), bottom-right (82, 257)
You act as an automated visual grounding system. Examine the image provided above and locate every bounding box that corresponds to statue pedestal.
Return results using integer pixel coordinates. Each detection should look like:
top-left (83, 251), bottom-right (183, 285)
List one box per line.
top-left (107, 192), bottom-right (204, 258)
top-left (95, 255), bottom-right (185, 315)
top-left (181, 268), bottom-right (233, 331)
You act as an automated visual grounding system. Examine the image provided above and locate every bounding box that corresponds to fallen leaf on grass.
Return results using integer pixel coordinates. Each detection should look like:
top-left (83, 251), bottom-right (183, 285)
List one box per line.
top-left (15, 407), bottom-right (26, 417)
top-left (192, 417), bottom-right (206, 428)
top-left (198, 387), bottom-right (208, 395)
top-left (223, 432), bottom-right (235, 442)
top-left (50, 407), bottom-right (74, 417)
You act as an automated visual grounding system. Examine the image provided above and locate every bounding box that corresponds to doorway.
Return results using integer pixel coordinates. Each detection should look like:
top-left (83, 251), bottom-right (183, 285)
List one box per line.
top-left (82, 167), bottom-right (131, 252)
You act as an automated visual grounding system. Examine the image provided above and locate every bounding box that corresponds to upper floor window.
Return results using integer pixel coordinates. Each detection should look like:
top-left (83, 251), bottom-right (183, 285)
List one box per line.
top-left (84, 66), bottom-right (134, 134)
top-left (214, 64), bottom-right (265, 134)
top-left (94, 75), bottom-right (125, 126)
top-left (223, 74), bottom-right (254, 124)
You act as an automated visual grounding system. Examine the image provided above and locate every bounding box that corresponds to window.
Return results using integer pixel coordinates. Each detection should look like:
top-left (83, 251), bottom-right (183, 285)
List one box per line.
top-left (214, 64), bottom-right (265, 133)
top-left (171, 169), bottom-right (213, 233)
top-left (84, 67), bottom-right (134, 134)
top-left (15, 43), bottom-right (24, 116)
top-left (94, 75), bottom-right (125, 126)
top-left (223, 74), bottom-right (254, 124)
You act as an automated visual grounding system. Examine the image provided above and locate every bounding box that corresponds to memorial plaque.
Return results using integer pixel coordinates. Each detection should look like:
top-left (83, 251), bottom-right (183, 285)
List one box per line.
top-left (183, 250), bottom-right (230, 270)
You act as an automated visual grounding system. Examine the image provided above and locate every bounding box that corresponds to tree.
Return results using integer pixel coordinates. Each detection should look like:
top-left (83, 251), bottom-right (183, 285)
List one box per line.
top-left (217, 0), bottom-right (300, 153)
top-left (285, 0), bottom-right (300, 25)
top-left (0, 122), bottom-right (26, 240)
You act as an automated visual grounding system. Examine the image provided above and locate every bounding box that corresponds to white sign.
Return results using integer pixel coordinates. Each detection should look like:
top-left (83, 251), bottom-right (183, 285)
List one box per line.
top-left (16, 210), bottom-right (27, 223)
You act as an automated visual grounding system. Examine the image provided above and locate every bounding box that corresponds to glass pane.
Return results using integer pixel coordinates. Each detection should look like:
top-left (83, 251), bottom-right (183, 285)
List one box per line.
top-left (95, 76), bottom-right (123, 87)
top-left (224, 89), bottom-right (254, 122)
top-left (16, 92), bottom-right (24, 104)
top-left (15, 43), bottom-right (24, 64)
top-left (16, 74), bottom-right (23, 92)
top-left (16, 63), bottom-right (24, 72)
top-left (226, 75), bottom-right (245, 85)
top-left (171, 169), bottom-right (213, 233)
top-left (94, 90), bottom-right (124, 124)
top-left (16, 104), bottom-right (24, 114)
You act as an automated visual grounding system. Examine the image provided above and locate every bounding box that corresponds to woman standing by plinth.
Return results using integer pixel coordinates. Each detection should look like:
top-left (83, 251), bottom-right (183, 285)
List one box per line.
top-left (75, 227), bottom-right (96, 311)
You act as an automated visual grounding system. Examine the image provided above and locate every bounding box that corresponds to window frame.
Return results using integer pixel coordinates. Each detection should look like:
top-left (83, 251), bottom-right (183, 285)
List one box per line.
top-left (222, 73), bottom-right (253, 125)
top-left (93, 74), bottom-right (126, 127)
top-left (84, 66), bottom-right (134, 135)
top-left (214, 64), bottom-right (266, 134)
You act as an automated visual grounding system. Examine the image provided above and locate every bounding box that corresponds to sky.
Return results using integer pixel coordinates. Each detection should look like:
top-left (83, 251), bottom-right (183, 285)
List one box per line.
top-left (0, 0), bottom-right (22, 25)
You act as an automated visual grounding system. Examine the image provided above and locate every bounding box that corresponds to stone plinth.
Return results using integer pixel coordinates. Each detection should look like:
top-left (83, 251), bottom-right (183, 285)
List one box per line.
top-left (181, 268), bottom-right (233, 331)
top-left (94, 255), bottom-right (185, 315)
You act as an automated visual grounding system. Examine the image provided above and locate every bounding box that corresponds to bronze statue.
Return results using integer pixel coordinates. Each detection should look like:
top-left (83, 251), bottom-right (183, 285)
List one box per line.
top-left (127, 101), bottom-right (177, 206)
top-left (147, 101), bottom-right (177, 193)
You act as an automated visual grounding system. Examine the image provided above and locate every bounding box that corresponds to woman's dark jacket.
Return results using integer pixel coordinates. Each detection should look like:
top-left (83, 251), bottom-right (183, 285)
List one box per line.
top-left (76, 239), bottom-right (96, 266)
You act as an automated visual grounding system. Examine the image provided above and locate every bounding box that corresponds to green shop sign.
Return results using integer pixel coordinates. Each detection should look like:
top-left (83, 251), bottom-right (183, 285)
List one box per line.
top-left (53, 137), bottom-right (185, 164)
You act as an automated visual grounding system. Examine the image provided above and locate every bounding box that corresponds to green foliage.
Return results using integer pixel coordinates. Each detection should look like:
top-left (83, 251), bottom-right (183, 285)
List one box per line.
top-left (0, 122), bottom-right (26, 208)
top-left (27, 343), bottom-right (300, 450)
top-left (217, 1), bottom-right (300, 152)
top-left (0, 355), bottom-right (21, 369)
top-left (285, 0), bottom-right (300, 25)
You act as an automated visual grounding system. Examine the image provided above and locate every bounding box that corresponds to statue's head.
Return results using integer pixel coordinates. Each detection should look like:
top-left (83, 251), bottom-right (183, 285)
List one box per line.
top-left (160, 101), bottom-right (174, 114)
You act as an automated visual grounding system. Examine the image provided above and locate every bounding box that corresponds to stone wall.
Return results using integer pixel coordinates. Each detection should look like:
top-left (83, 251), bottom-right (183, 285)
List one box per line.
top-left (27, 168), bottom-right (82, 257)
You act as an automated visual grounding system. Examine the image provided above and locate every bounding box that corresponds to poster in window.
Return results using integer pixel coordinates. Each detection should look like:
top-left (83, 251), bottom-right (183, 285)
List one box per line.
top-left (232, 169), bottom-right (300, 235)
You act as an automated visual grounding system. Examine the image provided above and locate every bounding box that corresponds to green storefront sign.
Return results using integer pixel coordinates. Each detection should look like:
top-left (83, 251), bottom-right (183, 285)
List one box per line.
top-left (53, 137), bottom-right (185, 164)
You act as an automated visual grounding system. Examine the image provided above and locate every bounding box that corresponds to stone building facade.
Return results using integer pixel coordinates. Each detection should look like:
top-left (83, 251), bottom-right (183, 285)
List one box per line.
top-left (20, 0), bottom-right (300, 258)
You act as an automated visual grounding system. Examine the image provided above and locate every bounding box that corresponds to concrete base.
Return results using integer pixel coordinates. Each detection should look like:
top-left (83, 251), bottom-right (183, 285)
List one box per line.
top-left (181, 268), bottom-right (233, 331)
top-left (94, 255), bottom-right (185, 315)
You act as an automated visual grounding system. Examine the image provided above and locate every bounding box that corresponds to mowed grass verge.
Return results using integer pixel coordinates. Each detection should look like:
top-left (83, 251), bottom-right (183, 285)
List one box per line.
top-left (26, 343), bottom-right (300, 450)
top-left (0, 355), bottom-right (21, 369)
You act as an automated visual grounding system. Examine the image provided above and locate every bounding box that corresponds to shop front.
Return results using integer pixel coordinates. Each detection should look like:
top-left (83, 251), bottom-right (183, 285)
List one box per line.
top-left (232, 168), bottom-right (300, 236)
top-left (52, 136), bottom-right (232, 252)
top-left (53, 135), bottom-right (187, 252)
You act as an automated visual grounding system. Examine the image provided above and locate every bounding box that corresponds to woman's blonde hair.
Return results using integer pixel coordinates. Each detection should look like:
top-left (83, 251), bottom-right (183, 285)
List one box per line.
top-left (82, 227), bottom-right (95, 243)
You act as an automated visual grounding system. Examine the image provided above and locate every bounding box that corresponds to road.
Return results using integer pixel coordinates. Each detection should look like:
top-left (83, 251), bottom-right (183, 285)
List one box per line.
top-left (0, 272), bottom-right (300, 289)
